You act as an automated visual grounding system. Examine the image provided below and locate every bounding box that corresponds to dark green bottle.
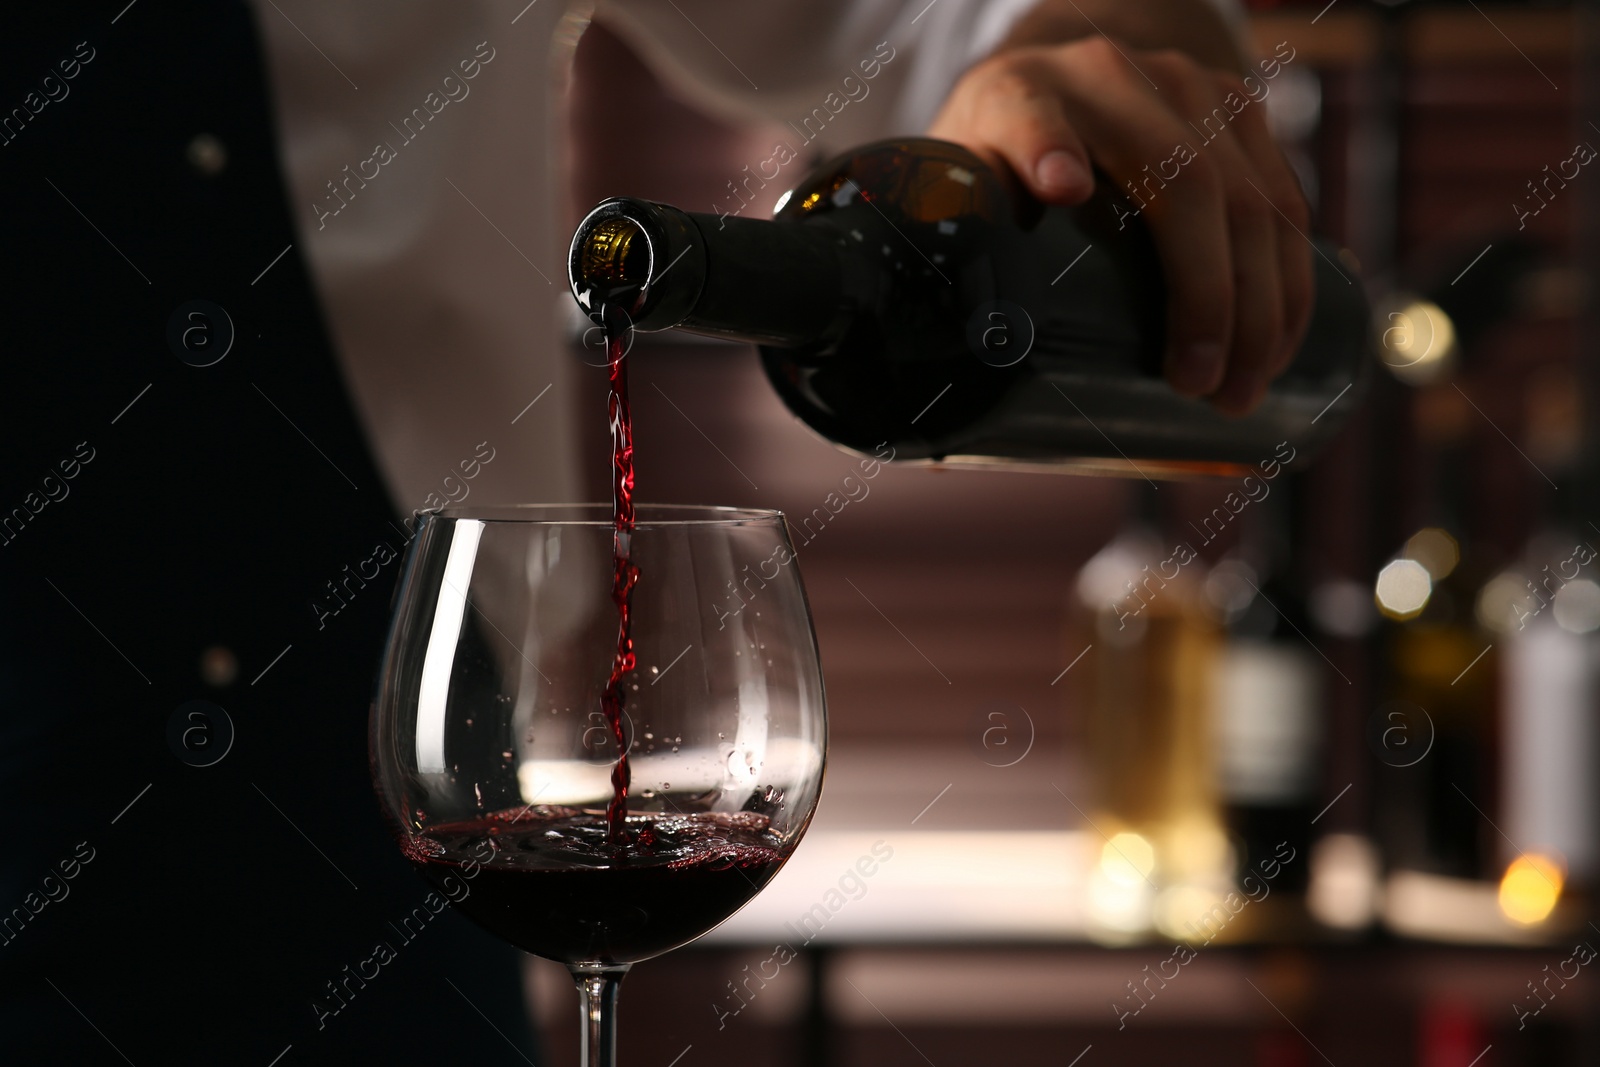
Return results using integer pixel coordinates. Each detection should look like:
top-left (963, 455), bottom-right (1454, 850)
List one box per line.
top-left (570, 138), bottom-right (1368, 476)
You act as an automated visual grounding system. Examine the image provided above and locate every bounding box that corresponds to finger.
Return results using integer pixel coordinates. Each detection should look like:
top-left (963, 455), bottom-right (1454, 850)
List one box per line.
top-left (1109, 50), bottom-right (1236, 396)
top-left (937, 40), bottom-right (1238, 393)
top-left (1143, 153), bottom-right (1235, 398)
top-left (1156, 70), bottom-right (1283, 413)
top-left (1211, 206), bottom-right (1283, 414)
top-left (928, 55), bottom-right (1096, 204)
top-left (1221, 81), bottom-right (1314, 377)
top-left (1273, 215), bottom-right (1316, 379)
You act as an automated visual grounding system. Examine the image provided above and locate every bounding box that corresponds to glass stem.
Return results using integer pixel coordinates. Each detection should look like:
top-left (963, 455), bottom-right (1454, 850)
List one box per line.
top-left (572, 964), bottom-right (629, 1067)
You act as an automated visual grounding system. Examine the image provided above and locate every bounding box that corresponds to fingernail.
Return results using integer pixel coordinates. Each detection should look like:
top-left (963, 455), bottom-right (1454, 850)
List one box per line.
top-left (1035, 150), bottom-right (1088, 193)
top-left (1168, 342), bottom-right (1224, 396)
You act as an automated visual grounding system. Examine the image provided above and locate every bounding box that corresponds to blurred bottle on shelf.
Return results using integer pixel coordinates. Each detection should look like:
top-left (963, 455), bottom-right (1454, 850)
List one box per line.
top-left (1205, 486), bottom-right (1322, 907)
top-left (1481, 478), bottom-right (1599, 929)
top-left (1371, 440), bottom-right (1501, 887)
top-left (1071, 486), bottom-right (1230, 942)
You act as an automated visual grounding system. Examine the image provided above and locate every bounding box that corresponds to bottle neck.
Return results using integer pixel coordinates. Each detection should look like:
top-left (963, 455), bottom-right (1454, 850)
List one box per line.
top-left (569, 198), bottom-right (845, 348)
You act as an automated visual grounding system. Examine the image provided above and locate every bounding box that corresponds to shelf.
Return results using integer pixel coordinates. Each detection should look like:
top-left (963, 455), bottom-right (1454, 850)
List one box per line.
top-left (700, 746), bottom-right (1586, 951)
top-left (1245, 6), bottom-right (1577, 68)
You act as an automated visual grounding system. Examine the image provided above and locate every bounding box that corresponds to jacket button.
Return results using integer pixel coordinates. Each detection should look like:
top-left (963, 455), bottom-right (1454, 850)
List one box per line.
top-left (200, 645), bottom-right (238, 686)
top-left (186, 133), bottom-right (227, 177)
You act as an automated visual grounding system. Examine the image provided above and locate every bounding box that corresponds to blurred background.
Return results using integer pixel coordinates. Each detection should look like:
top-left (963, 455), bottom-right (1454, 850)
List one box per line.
top-left (539, 2), bottom-right (1600, 1064)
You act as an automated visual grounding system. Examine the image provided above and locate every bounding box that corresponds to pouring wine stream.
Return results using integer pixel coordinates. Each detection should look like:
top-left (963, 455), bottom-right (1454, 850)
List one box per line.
top-left (601, 300), bottom-right (639, 846)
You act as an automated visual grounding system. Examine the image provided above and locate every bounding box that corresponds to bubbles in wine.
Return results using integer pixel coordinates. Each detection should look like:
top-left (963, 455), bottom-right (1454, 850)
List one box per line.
top-left (421, 807), bottom-right (782, 869)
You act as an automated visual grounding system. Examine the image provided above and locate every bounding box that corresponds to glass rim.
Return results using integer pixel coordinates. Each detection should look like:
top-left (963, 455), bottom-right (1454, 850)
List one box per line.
top-left (420, 503), bottom-right (785, 527)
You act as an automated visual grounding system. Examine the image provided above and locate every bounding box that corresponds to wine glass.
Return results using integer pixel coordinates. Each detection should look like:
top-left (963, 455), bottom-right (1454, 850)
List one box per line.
top-left (370, 504), bottom-right (826, 1066)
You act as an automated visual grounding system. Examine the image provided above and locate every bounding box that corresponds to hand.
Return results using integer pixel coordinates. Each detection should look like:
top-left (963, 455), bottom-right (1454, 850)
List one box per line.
top-left (928, 36), bottom-right (1313, 415)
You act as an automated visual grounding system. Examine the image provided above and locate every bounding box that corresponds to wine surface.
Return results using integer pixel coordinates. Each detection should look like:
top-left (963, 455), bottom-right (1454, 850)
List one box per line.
top-left (409, 808), bottom-right (788, 965)
top-left (602, 305), bottom-right (638, 841)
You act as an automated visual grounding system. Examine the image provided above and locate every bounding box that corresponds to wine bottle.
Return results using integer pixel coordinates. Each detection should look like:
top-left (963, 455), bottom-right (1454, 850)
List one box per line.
top-left (1072, 487), bottom-right (1230, 939)
top-left (1496, 484), bottom-right (1598, 920)
top-left (1373, 447), bottom-right (1499, 884)
top-left (1207, 486), bottom-right (1321, 900)
top-left (569, 138), bottom-right (1369, 476)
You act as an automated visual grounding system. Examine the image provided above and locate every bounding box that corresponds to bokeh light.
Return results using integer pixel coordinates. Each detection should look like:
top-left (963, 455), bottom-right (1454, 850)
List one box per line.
top-left (1154, 883), bottom-right (1228, 941)
top-left (1377, 298), bottom-right (1457, 385)
top-left (1204, 559), bottom-right (1259, 623)
top-left (1087, 834), bottom-right (1158, 937)
top-left (1101, 832), bottom-right (1157, 887)
top-left (1553, 579), bottom-right (1600, 633)
top-left (1403, 527), bottom-right (1459, 581)
top-left (1311, 578), bottom-right (1377, 638)
top-left (1307, 833), bottom-right (1381, 930)
top-left (1497, 853), bottom-right (1564, 925)
top-left (1476, 569), bottom-right (1530, 633)
top-left (1375, 558), bottom-right (1433, 619)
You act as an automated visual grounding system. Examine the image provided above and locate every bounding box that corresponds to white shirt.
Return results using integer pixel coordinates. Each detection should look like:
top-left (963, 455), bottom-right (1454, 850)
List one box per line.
top-left (252, 0), bottom-right (1047, 512)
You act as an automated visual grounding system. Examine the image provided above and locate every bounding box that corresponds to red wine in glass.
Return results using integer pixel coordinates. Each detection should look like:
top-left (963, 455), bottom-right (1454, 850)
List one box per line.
top-left (406, 807), bottom-right (790, 965)
top-left (372, 503), bottom-right (824, 1067)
